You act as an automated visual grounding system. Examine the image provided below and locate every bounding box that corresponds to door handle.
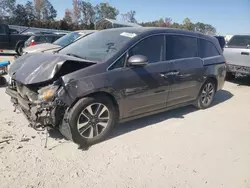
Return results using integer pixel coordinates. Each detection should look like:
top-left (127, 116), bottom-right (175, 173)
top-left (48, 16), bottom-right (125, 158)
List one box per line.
top-left (169, 71), bottom-right (180, 75)
top-left (160, 71), bottom-right (180, 78)
top-left (241, 52), bottom-right (249, 55)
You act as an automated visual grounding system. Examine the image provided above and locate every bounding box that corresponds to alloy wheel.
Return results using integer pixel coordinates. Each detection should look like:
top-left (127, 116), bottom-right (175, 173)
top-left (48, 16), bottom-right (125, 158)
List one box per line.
top-left (201, 83), bottom-right (215, 106)
top-left (77, 103), bottom-right (110, 139)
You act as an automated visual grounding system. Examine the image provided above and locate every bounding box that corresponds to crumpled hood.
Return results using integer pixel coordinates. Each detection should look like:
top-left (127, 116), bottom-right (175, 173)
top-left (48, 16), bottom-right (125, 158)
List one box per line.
top-left (9, 52), bottom-right (94, 85)
top-left (23, 43), bottom-right (61, 53)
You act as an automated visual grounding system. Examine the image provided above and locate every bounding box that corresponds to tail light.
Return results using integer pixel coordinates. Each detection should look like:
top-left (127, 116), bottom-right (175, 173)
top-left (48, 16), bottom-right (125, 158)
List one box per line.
top-left (29, 40), bottom-right (37, 46)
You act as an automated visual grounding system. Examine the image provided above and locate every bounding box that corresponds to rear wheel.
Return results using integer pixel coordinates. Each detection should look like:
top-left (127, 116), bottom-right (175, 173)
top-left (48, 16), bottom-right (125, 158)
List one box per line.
top-left (195, 80), bottom-right (216, 109)
top-left (69, 96), bottom-right (118, 147)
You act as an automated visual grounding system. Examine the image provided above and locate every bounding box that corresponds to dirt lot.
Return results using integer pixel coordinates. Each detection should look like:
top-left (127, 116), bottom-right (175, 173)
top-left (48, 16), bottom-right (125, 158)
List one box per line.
top-left (0, 54), bottom-right (250, 188)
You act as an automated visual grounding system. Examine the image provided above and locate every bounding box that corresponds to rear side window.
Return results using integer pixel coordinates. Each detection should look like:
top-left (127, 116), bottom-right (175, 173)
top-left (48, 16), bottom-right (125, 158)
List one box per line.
top-left (227, 35), bottom-right (250, 47)
top-left (36, 36), bottom-right (54, 43)
top-left (200, 39), bottom-right (220, 58)
top-left (166, 35), bottom-right (198, 60)
top-left (26, 36), bottom-right (35, 43)
top-left (129, 35), bottom-right (164, 63)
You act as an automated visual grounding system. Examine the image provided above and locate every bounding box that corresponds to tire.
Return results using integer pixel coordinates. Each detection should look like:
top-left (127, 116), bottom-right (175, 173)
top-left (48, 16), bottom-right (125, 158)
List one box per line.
top-left (0, 77), bottom-right (7, 86)
top-left (68, 95), bottom-right (118, 147)
top-left (226, 72), bottom-right (235, 80)
top-left (16, 43), bottom-right (24, 56)
top-left (195, 79), bottom-right (216, 109)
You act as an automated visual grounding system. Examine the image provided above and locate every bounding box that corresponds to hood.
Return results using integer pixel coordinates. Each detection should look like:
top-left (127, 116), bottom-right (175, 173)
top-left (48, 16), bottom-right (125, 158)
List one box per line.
top-left (23, 43), bottom-right (61, 53)
top-left (9, 52), bottom-right (96, 85)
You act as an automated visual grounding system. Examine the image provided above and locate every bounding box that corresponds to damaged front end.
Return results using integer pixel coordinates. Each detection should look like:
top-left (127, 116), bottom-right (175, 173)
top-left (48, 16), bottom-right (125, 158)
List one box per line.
top-left (6, 53), bottom-right (97, 141)
top-left (6, 78), bottom-right (73, 140)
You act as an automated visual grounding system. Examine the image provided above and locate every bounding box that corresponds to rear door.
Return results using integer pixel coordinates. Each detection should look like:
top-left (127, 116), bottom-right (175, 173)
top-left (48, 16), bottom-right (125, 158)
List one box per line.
top-left (224, 35), bottom-right (250, 67)
top-left (165, 35), bottom-right (204, 107)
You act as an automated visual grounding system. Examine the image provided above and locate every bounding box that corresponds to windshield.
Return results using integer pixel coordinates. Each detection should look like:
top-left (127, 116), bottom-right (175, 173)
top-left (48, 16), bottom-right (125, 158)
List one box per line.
top-left (59, 30), bottom-right (138, 62)
top-left (53, 31), bottom-right (82, 47)
top-left (227, 35), bottom-right (250, 47)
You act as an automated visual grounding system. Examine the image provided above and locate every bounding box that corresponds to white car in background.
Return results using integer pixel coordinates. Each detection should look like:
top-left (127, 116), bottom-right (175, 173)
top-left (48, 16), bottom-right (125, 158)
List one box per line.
top-left (22, 30), bottom-right (97, 55)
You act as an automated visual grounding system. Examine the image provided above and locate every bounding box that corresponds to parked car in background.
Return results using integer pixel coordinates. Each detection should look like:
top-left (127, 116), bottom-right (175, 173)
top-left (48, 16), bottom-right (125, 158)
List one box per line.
top-left (22, 30), bottom-right (97, 55)
top-left (0, 24), bottom-right (32, 55)
top-left (224, 35), bottom-right (250, 80)
top-left (23, 32), bottom-right (65, 53)
top-left (6, 27), bottom-right (226, 147)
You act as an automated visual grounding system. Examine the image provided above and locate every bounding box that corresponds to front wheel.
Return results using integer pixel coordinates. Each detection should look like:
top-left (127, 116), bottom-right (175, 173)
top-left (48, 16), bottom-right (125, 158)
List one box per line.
top-left (69, 96), bottom-right (118, 147)
top-left (195, 80), bottom-right (216, 109)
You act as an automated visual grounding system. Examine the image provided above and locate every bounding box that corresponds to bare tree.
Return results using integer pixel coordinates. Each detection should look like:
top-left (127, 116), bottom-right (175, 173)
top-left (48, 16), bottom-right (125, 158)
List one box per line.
top-left (121, 10), bottom-right (137, 23)
top-left (64, 8), bottom-right (73, 24)
top-left (80, 0), bottom-right (96, 25)
top-left (72, 0), bottom-right (81, 24)
top-left (33, 0), bottom-right (44, 20)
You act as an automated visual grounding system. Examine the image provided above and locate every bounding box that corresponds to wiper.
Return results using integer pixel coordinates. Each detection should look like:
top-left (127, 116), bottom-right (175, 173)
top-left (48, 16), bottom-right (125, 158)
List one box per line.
top-left (66, 53), bottom-right (84, 59)
top-left (66, 53), bottom-right (96, 63)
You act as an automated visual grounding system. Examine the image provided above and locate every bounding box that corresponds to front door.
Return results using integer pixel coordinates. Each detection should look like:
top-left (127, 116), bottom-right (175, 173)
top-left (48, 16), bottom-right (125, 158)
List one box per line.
top-left (165, 35), bottom-right (204, 107)
top-left (109, 35), bottom-right (171, 118)
top-left (0, 25), bottom-right (9, 50)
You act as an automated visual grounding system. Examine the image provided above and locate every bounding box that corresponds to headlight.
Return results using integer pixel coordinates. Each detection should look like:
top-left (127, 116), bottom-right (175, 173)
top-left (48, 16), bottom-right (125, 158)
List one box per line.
top-left (38, 85), bottom-right (59, 102)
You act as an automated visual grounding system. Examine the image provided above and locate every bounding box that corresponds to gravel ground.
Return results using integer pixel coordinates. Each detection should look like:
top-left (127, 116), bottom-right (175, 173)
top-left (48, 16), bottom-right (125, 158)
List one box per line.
top-left (0, 55), bottom-right (250, 188)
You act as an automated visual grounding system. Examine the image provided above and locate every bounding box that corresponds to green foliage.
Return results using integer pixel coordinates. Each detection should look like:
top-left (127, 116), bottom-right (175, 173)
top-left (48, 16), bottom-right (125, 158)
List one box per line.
top-left (142, 17), bottom-right (216, 34)
top-left (95, 3), bottom-right (119, 20)
top-left (0, 0), bottom-right (216, 34)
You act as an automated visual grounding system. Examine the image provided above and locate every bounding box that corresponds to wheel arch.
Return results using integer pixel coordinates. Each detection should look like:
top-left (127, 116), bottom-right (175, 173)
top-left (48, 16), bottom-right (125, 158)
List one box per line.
top-left (15, 40), bottom-right (25, 54)
top-left (15, 40), bottom-right (25, 49)
top-left (205, 76), bottom-right (218, 91)
top-left (68, 91), bottom-right (120, 118)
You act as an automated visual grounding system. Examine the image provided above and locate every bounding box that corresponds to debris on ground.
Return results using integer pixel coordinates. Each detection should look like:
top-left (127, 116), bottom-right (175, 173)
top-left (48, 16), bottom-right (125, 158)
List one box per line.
top-left (20, 138), bottom-right (31, 142)
top-left (0, 139), bottom-right (14, 144)
top-left (17, 145), bottom-right (23, 149)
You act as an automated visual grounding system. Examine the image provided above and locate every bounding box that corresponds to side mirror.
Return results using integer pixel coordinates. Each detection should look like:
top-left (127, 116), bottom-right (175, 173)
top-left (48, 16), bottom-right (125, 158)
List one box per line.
top-left (127, 55), bottom-right (148, 66)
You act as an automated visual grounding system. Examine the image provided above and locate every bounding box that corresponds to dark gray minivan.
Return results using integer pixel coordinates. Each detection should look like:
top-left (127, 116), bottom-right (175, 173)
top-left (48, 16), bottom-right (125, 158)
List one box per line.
top-left (6, 27), bottom-right (226, 147)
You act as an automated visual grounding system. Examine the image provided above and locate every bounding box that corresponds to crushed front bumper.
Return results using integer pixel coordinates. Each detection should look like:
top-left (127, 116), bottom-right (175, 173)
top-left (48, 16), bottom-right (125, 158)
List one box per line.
top-left (5, 87), bottom-right (73, 141)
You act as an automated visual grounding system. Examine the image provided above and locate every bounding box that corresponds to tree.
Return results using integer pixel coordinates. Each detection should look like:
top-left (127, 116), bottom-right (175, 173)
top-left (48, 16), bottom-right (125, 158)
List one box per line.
top-left (25, 1), bottom-right (36, 25)
top-left (164, 17), bottom-right (172, 27)
top-left (0, 0), bottom-right (16, 17)
top-left (72, 0), bottom-right (81, 24)
top-left (183, 17), bottom-right (195, 31)
top-left (121, 10), bottom-right (137, 23)
top-left (42, 0), bottom-right (57, 21)
top-left (12, 4), bottom-right (29, 25)
top-left (95, 3), bottom-right (119, 20)
top-left (195, 22), bottom-right (216, 34)
top-left (80, 1), bottom-right (96, 25)
top-left (34, 0), bottom-right (44, 20)
top-left (64, 9), bottom-right (73, 24)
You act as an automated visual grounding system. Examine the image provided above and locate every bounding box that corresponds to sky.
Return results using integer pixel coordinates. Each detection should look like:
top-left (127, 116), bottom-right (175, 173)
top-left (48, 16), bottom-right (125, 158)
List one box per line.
top-left (17, 0), bottom-right (250, 35)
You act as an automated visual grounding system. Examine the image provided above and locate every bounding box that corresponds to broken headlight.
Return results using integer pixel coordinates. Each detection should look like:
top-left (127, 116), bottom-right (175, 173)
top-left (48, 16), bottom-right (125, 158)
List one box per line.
top-left (37, 85), bottom-right (59, 102)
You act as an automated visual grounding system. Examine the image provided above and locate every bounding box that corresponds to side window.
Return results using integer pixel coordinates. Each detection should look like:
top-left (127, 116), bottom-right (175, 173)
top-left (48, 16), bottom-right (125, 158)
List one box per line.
top-left (129, 35), bottom-right (164, 63)
top-left (166, 35), bottom-right (198, 60)
top-left (0, 26), bottom-right (5, 34)
top-left (37, 36), bottom-right (53, 43)
top-left (109, 55), bottom-right (126, 70)
top-left (200, 39), bottom-right (220, 58)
